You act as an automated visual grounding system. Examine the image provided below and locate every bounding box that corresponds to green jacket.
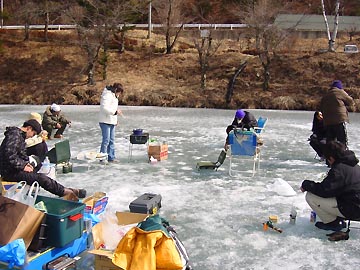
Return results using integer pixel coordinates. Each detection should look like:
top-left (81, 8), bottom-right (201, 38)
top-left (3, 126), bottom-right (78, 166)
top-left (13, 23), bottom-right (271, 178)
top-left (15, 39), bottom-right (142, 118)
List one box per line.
top-left (42, 106), bottom-right (70, 129)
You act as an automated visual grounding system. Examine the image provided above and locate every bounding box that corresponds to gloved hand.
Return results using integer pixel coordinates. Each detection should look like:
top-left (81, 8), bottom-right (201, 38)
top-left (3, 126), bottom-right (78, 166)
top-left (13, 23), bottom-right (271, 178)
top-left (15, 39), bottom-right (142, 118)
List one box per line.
top-left (301, 180), bottom-right (313, 192)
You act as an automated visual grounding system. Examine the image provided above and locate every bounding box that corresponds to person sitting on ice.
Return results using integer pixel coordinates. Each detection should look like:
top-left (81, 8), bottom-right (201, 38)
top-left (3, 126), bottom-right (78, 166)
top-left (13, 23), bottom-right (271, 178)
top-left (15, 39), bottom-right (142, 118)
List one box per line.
top-left (42, 103), bottom-right (71, 139)
top-left (224, 109), bottom-right (258, 150)
top-left (25, 112), bottom-right (49, 167)
top-left (301, 141), bottom-right (360, 232)
top-left (0, 119), bottom-right (85, 200)
top-left (308, 111), bottom-right (326, 160)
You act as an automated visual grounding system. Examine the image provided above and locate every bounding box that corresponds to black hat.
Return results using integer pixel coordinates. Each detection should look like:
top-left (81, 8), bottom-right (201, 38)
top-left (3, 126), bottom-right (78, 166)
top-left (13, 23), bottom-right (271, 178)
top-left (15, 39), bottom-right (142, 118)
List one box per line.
top-left (23, 119), bottom-right (42, 134)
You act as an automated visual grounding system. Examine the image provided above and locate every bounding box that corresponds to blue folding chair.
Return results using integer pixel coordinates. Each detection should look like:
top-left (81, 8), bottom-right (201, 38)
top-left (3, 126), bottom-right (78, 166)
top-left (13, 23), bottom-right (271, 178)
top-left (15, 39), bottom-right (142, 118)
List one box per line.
top-left (228, 129), bottom-right (261, 176)
top-left (254, 117), bottom-right (268, 134)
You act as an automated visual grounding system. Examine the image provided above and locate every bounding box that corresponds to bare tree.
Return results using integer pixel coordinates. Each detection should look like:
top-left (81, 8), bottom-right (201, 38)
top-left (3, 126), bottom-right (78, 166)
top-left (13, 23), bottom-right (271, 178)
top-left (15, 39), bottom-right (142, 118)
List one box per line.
top-left (225, 60), bottom-right (247, 104)
top-left (194, 30), bottom-right (221, 90)
top-left (65, 0), bottom-right (142, 84)
top-left (321, 0), bottom-right (341, 52)
top-left (16, 1), bottom-right (38, 41)
top-left (152, 0), bottom-right (188, 54)
top-left (36, 0), bottom-right (63, 42)
top-left (234, 0), bottom-right (288, 91)
top-left (346, 25), bottom-right (358, 42)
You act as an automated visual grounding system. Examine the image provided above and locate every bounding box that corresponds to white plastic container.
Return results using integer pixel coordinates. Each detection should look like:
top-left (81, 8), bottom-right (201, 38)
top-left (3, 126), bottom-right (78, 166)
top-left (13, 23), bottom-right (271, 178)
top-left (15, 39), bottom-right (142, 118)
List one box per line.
top-left (289, 207), bottom-right (297, 224)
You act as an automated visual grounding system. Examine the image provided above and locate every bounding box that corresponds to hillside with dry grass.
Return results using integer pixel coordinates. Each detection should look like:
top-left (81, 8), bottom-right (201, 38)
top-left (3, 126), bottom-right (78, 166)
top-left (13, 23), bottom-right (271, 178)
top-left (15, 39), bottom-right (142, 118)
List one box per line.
top-left (0, 29), bottom-right (360, 111)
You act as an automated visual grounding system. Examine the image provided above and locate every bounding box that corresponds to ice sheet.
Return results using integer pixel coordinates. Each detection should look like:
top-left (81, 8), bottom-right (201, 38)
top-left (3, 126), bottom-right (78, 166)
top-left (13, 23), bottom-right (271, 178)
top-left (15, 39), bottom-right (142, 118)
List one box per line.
top-left (1, 105), bottom-right (360, 270)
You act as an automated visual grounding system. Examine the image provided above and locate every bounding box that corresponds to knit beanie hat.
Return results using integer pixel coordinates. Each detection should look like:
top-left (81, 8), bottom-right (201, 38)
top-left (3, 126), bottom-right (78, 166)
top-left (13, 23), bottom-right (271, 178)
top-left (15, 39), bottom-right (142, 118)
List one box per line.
top-left (50, 103), bottom-right (61, 112)
top-left (331, 80), bottom-right (343, 89)
top-left (235, 109), bottom-right (245, 119)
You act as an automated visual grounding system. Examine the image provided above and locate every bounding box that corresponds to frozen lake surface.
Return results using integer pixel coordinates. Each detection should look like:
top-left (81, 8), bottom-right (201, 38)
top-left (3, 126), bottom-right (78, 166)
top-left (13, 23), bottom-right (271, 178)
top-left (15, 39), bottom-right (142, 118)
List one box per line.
top-left (1, 105), bottom-right (360, 270)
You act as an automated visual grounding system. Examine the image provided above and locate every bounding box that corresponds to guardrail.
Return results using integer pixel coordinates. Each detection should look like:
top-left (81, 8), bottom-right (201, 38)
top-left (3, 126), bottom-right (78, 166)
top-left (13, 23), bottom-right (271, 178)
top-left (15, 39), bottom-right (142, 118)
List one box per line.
top-left (0, 23), bottom-right (248, 31)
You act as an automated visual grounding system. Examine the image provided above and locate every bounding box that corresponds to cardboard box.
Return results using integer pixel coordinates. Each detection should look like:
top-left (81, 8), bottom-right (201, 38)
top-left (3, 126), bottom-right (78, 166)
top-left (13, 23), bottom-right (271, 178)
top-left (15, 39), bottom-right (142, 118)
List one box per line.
top-left (93, 250), bottom-right (120, 270)
top-left (89, 212), bottom-right (148, 270)
top-left (82, 192), bottom-right (108, 215)
top-left (0, 179), bottom-right (17, 195)
top-left (148, 144), bottom-right (168, 161)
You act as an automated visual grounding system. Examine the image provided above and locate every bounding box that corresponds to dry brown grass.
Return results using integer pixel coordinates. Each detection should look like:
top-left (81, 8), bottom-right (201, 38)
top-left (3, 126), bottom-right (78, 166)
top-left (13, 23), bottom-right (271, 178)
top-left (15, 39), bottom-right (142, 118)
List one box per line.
top-left (1, 29), bottom-right (360, 110)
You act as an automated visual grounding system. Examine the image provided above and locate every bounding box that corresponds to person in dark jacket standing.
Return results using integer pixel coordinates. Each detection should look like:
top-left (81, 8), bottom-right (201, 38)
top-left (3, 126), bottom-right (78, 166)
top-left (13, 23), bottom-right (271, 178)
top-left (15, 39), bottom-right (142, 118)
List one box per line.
top-left (0, 119), bottom-right (85, 199)
top-left (309, 111), bottom-right (326, 159)
top-left (224, 109), bottom-right (258, 150)
top-left (301, 141), bottom-right (360, 232)
top-left (320, 80), bottom-right (354, 146)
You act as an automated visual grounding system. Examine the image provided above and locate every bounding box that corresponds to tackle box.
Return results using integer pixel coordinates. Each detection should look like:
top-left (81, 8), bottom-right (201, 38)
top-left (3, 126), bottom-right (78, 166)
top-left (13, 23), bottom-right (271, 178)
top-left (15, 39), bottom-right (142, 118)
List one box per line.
top-left (129, 193), bottom-right (162, 214)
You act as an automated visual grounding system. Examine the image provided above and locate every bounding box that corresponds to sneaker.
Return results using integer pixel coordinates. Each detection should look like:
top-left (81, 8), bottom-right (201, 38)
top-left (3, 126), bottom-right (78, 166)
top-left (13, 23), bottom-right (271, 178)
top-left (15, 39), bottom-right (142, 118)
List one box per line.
top-left (315, 220), bottom-right (347, 231)
top-left (54, 134), bottom-right (63, 139)
top-left (108, 159), bottom-right (119, 164)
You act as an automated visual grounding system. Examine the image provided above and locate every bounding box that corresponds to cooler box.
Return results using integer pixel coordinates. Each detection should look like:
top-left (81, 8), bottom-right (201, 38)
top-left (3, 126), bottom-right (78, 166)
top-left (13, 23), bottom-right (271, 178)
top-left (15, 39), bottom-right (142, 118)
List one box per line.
top-left (129, 193), bottom-right (162, 214)
top-left (47, 139), bottom-right (71, 164)
top-left (148, 144), bottom-right (168, 161)
top-left (35, 195), bottom-right (85, 247)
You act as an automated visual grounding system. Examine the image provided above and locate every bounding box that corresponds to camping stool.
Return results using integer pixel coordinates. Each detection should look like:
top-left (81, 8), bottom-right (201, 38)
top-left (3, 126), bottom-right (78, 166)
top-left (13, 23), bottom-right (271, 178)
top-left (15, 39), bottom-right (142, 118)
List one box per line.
top-left (128, 133), bottom-right (149, 160)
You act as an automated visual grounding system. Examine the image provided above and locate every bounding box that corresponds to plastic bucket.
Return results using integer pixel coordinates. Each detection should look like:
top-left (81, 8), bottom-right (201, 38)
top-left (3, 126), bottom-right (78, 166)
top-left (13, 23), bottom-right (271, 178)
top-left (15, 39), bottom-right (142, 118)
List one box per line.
top-left (133, 129), bottom-right (143, 135)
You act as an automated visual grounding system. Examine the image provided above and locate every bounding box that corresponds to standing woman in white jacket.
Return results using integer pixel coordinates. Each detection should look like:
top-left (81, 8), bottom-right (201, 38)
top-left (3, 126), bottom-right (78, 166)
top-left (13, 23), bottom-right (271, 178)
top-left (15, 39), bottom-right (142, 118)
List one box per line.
top-left (99, 83), bottom-right (123, 162)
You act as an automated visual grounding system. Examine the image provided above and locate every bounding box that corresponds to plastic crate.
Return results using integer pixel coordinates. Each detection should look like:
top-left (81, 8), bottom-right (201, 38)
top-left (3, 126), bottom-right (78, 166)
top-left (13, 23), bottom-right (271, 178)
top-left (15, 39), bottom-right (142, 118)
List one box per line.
top-left (129, 193), bottom-right (162, 214)
top-left (28, 215), bottom-right (48, 252)
top-left (35, 195), bottom-right (85, 247)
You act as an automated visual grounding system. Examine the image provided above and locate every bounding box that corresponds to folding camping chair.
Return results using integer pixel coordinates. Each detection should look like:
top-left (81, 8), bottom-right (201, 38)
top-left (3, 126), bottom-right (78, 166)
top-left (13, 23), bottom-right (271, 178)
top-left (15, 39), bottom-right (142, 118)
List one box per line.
top-left (228, 129), bottom-right (261, 176)
top-left (254, 116), bottom-right (268, 134)
top-left (196, 150), bottom-right (227, 171)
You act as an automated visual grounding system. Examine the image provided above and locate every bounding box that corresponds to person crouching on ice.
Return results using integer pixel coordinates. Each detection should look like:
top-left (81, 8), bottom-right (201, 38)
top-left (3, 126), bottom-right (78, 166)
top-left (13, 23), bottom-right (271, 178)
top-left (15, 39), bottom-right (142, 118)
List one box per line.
top-left (42, 103), bottom-right (71, 139)
top-left (301, 141), bottom-right (360, 232)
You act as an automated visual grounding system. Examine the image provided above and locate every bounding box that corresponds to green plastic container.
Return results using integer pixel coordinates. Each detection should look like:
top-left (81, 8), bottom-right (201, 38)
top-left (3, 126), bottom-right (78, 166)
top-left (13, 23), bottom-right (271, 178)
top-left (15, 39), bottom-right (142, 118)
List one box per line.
top-left (35, 195), bottom-right (85, 247)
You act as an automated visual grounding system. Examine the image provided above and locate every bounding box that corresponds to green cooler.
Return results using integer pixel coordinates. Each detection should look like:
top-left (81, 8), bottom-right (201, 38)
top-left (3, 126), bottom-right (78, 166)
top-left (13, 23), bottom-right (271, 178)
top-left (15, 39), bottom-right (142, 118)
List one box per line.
top-left (35, 195), bottom-right (85, 247)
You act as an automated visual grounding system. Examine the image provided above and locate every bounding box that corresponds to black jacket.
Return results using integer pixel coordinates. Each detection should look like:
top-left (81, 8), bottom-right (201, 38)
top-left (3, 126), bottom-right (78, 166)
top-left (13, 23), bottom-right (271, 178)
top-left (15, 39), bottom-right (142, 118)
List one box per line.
top-left (302, 150), bottom-right (360, 220)
top-left (0, 127), bottom-right (29, 177)
top-left (311, 116), bottom-right (326, 140)
top-left (228, 111), bottom-right (258, 133)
